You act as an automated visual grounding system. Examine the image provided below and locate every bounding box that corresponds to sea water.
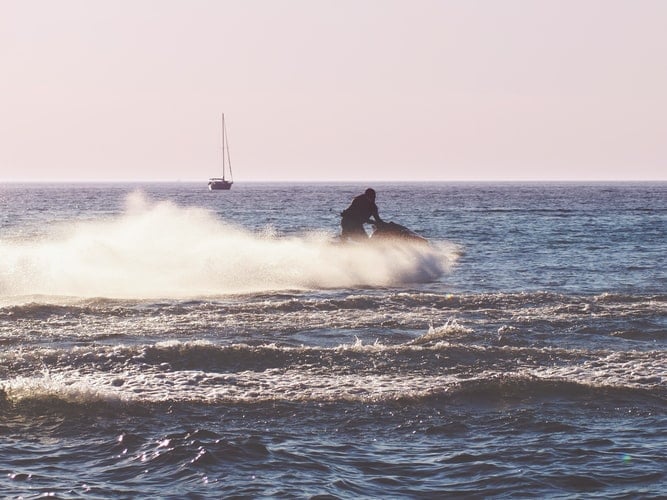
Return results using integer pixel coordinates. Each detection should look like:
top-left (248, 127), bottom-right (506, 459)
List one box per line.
top-left (0, 182), bottom-right (665, 498)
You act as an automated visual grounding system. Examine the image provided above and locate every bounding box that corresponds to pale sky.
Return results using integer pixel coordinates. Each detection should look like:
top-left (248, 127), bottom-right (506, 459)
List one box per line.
top-left (1, 0), bottom-right (666, 182)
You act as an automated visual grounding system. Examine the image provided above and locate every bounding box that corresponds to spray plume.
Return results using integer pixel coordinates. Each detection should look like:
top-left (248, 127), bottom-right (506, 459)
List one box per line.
top-left (0, 192), bottom-right (454, 300)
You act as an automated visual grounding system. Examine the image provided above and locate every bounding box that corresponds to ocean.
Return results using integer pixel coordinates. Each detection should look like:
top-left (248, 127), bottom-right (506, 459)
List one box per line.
top-left (0, 182), bottom-right (665, 498)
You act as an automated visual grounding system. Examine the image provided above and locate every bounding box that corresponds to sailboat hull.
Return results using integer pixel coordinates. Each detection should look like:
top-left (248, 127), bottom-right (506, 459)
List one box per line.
top-left (208, 178), bottom-right (233, 190)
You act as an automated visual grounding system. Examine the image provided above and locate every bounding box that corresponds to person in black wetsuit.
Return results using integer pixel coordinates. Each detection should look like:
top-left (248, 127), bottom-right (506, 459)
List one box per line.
top-left (340, 188), bottom-right (383, 241)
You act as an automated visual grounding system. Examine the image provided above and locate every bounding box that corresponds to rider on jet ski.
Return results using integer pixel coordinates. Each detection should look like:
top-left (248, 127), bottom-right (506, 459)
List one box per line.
top-left (340, 188), bottom-right (383, 241)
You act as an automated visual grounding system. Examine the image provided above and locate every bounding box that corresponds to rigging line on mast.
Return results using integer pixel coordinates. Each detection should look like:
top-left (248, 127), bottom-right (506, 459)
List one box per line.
top-left (224, 116), bottom-right (233, 181)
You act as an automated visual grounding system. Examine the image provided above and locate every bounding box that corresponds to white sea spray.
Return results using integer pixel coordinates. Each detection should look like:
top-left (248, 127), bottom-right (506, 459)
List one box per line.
top-left (0, 192), bottom-right (456, 300)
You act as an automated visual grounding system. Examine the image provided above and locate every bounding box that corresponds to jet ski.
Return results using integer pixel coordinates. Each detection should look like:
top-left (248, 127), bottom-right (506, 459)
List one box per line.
top-left (369, 221), bottom-right (429, 246)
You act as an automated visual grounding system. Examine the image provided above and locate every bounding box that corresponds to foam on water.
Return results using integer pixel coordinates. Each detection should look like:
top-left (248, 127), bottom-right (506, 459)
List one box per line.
top-left (0, 192), bottom-right (455, 300)
top-left (2, 334), bottom-right (664, 411)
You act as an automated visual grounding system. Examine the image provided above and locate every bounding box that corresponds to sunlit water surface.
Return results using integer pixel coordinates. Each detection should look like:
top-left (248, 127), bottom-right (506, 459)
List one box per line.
top-left (0, 182), bottom-right (665, 498)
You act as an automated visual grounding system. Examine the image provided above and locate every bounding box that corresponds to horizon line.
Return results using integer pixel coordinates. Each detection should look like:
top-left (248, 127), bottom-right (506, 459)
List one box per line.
top-left (1, 178), bottom-right (666, 184)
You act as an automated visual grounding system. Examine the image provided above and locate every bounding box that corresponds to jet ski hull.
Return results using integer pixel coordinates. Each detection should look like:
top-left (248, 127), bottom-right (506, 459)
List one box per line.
top-left (370, 221), bottom-right (429, 245)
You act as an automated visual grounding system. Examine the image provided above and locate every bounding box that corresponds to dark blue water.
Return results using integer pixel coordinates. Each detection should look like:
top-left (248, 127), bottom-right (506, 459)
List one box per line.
top-left (0, 182), bottom-right (665, 498)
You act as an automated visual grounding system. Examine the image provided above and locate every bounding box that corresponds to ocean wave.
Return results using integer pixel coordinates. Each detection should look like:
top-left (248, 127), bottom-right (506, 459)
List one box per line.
top-left (2, 290), bottom-right (664, 318)
top-left (2, 290), bottom-right (664, 354)
top-left (1, 339), bottom-right (663, 413)
top-left (2, 370), bottom-right (663, 418)
top-left (408, 319), bottom-right (474, 345)
top-left (0, 338), bottom-right (585, 376)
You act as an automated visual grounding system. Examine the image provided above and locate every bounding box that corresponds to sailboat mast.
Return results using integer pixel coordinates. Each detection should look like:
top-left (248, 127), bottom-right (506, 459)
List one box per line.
top-left (221, 113), bottom-right (226, 181)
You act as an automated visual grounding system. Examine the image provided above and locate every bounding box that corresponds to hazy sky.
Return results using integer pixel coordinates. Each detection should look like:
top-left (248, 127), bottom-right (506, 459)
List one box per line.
top-left (1, 0), bottom-right (666, 182)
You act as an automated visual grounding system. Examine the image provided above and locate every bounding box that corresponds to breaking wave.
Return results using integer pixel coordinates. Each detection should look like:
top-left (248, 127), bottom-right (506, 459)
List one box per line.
top-left (2, 338), bottom-right (664, 412)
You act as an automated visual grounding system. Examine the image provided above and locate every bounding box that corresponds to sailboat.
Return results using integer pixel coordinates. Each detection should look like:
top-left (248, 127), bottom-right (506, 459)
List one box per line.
top-left (208, 113), bottom-right (234, 190)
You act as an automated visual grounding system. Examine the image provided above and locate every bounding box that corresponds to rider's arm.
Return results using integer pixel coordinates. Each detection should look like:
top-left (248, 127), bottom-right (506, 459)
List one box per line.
top-left (371, 203), bottom-right (382, 223)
